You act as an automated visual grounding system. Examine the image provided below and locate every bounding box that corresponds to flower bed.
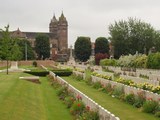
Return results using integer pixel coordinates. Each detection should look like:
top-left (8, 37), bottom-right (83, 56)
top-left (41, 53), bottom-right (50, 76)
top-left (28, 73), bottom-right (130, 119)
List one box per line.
top-left (49, 71), bottom-right (120, 120)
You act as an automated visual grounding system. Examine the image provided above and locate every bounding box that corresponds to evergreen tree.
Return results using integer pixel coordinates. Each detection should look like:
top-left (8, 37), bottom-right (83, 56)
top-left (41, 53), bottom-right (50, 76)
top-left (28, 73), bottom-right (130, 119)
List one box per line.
top-left (74, 37), bottom-right (91, 62)
top-left (35, 34), bottom-right (50, 59)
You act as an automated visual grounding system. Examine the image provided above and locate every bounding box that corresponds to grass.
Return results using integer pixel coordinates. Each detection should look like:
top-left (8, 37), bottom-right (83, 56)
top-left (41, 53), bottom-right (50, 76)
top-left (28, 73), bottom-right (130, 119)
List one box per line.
top-left (62, 76), bottom-right (159, 120)
top-left (0, 72), bottom-right (72, 120)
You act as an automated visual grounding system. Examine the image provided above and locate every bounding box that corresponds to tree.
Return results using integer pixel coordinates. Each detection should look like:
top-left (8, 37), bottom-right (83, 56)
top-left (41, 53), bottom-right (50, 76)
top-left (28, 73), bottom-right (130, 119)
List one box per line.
top-left (109, 18), bottom-right (159, 58)
top-left (0, 25), bottom-right (23, 74)
top-left (95, 53), bottom-right (109, 65)
top-left (74, 37), bottom-right (91, 62)
top-left (95, 37), bottom-right (109, 54)
top-left (35, 34), bottom-right (50, 59)
top-left (16, 39), bottom-right (35, 60)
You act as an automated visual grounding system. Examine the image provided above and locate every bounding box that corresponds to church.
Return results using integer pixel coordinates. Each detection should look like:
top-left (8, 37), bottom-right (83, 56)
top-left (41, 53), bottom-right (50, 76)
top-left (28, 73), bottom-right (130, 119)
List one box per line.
top-left (11, 12), bottom-right (68, 61)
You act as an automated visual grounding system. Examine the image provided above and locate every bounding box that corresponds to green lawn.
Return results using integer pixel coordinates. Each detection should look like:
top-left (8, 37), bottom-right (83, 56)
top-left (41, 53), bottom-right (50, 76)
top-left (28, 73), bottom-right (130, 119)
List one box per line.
top-left (63, 76), bottom-right (159, 120)
top-left (0, 72), bottom-right (72, 120)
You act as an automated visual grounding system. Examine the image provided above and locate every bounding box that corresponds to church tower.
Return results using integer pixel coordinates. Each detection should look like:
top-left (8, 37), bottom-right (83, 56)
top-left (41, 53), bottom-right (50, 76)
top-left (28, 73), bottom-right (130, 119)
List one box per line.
top-left (57, 12), bottom-right (68, 53)
top-left (49, 14), bottom-right (58, 34)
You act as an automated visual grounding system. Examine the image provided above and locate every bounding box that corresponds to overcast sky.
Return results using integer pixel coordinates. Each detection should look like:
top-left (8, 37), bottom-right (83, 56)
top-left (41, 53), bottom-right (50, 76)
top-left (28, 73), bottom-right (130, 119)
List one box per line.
top-left (0, 0), bottom-right (160, 46)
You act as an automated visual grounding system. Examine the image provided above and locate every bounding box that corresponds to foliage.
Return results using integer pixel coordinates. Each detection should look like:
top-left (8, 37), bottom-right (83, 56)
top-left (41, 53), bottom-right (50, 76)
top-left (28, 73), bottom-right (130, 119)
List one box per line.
top-left (74, 37), bottom-right (91, 62)
top-left (134, 54), bottom-right (148, 68)
top-left (95, 37), bottom-right (109, 54)
top-left (70, 100), bottom-right (85, 116)
top-left (80, 109), bottom-right (99, 120)
top-left (112, 86), bottom-right (124, 98)
top-left (100, 58), bottom-right (117, 66)
top-left (64, 96), bottom-right (76, 108)
top-left (24, 68), bottom-right (49, 76)
top-left (93, 81), bottom-right (102, 89)
top-left (56, 86), bottom-right (68, 100)
top-left (95, 53), bottom-right (109, 65)
top-left (133, 91), bottom-right (146, 108)
top-left (142, 100), bottom-right (158, 113)
top-left (32, 61), bottom-right (37, 67)
top-left (125, 93), bottom-right (136, 105)
top-left (146, 52), bottom-right (160, 69)
top-left (139, 74), bottom-right (149, 79)
top-left (155, 111), bottom-right (160, 118)
top-left (16, 39), bottom-right (35, 60)
top-left (52, 69), bottom-right (73, 76)
top-left (117, 54), bottom-right (138, 67)
top-left (109, 18), bottom-right (160, 58)
top-left (35, 34), bottom-right (50, 59)
top-left (0, 25), bottom-right (22, 74)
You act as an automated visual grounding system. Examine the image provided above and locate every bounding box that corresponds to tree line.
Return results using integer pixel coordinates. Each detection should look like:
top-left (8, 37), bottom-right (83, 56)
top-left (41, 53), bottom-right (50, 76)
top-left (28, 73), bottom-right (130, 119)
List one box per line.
top-left (74, 18), bottom-right (160, 63)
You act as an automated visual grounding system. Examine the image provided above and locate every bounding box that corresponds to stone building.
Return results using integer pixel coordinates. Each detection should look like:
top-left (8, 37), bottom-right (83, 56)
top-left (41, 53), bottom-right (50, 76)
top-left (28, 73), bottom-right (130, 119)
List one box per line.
top-left (10, 12), bottom-right (68, 61)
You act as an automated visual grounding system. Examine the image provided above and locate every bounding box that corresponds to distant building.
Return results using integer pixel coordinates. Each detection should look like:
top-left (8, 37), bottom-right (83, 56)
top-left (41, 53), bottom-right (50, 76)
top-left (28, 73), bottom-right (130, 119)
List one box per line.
top-left (3, 12), bottom-right (68, 61)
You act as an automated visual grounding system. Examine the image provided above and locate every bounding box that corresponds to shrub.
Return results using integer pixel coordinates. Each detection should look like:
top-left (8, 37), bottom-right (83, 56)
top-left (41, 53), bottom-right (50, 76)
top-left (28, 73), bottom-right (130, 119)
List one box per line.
top-left (52, 69), bottom-right (72, 76)
top-left (93, 81), bottom-right (102, 89)
top-left (56, 86), bottom-right (68, 100)
top-left (70, 100), bottom-right (85, 116)
top-left (155, 111), bottom-right (160, 117)
top-left (133, 91), bottom-right (146, 108)
top-left (102, 83), bottom-right (113, 93)
top-left (142, 100), bottom-right (158, 113)
top-left (64, 96), bottom-right (76, 108)
top-left (95, 53), bottom-right (109, 65)
top-left (32, 61), bottom-right (37, 67)
top-left (80, 110), bottom-right (99, 120)
top-left (100, 58), bottom-right (117, 66)
top-left (24, 69), bottom-right (49, 76)
top-left (134, 55), bottom-right (147, 68)
top-left (125, 93), bottom-right (135, 105)
top-left (112, 86), bottom-right (124, 98)
top-left (146, 52), bottom-right (160, 69)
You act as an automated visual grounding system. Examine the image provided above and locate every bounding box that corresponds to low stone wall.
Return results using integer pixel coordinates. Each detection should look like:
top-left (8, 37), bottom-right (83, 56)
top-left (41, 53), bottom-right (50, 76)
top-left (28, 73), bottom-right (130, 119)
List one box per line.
top-left (91, 76), bottom-right (160, 102)
top-left (49, 71), bottom-right (120, 120)
top-left (120, 75), bottom-right (159, 86)
top-left (18, 60), bottom-right (55, 67)
top-left (0, 61), bottom-right (11, 67)
top-left (73, 71), bottom-right (85, 80)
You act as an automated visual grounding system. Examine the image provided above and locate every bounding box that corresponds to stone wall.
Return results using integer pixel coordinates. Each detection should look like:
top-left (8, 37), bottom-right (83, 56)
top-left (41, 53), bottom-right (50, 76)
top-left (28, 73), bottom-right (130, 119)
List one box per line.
top-left (91, 76), bottom-right (160, 102)
top-left (18, 60), bottom-right (55, 67)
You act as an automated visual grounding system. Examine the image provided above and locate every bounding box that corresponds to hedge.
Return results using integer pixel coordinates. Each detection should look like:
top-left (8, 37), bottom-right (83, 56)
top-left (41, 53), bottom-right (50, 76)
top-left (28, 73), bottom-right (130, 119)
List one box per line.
top-left (24, 69), bottom-right (49, 76)
top-left (51, 69), bottom-right (72, 76)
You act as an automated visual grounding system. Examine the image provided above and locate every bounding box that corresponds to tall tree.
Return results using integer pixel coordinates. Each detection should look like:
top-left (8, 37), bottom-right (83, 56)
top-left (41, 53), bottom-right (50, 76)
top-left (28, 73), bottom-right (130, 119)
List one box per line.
top-left (94, 37), bottom-right (110, 65)
top-left (109, 18), bottom-right (159, 58)
top-left (95, 37), bottom-right (109, 54)
top-left (0, 25), bottom-right (19, 74)
top-left (74, 37), bottom-right (91, 62)
top-left (16, 39), bottom-right (35, 60)
top-left (35, 34), bottom-right (50, 59)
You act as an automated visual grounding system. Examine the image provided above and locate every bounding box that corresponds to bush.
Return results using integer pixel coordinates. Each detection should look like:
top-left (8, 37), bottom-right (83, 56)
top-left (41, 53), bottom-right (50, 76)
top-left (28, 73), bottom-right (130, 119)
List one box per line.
top-left (112, 86), bottom-right (124, 98)
top-left (64, 96), bottom-right (76, 108)
top-left (155, 111), bottom-right (160, 117)
top-left (100, 58), bottom-right (117, 66)
top-left (56, 86), bottom-right (68, 100)
top-left (52, 69), bottom-right (72, 76)
top-left (142, 100), bottom-right (158, 113)
top-left (133, 91), bottom-right (146, 108)
top-left (125, 93), bottom-right (135, 105)
top-left (95, 53), bottom-right (109, 65)
top-left (102, 83), bottom-right (113, 93)
top-left (24, 69), bottom-right (49, 76)
top-left (32, 61), bottom-right (37, 67)
top-left (70, 100), bottom-right (85, 116)
top-left (93, 81), bottom-right (102, 89)
top-left (80, 110), bottom-right (99, 120)
top-left (146, 52), bottom-right (160, 69)
top-left (134, 54), bottom-right (147, 68)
